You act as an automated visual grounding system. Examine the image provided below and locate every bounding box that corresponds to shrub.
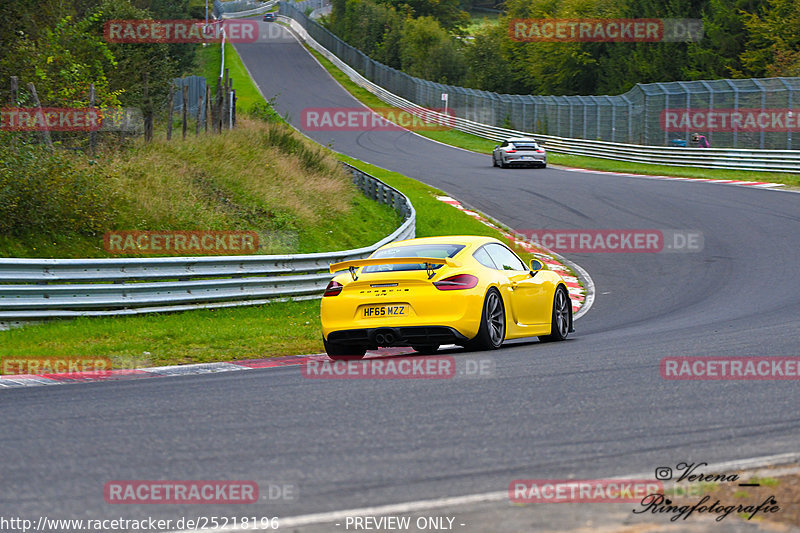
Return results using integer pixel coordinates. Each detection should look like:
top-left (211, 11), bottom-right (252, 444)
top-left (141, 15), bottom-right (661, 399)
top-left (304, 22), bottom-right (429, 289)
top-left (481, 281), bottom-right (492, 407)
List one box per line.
top-left (0, 137), bottom-right (118, 237)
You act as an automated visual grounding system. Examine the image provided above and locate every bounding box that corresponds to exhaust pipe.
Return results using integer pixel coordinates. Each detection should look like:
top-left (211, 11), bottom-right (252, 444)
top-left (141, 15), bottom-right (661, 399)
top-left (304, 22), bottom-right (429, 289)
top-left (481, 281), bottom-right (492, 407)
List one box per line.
top-left (373, 328), bottom-right (400, 346)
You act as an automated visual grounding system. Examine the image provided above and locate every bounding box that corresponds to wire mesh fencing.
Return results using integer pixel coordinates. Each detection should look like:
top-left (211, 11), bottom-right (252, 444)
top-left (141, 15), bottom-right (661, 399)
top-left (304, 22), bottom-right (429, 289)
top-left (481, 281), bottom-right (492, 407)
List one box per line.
top-left (172, 76), bottom-right (207, 123)
top-left (281, 1), bottom-right (800, 149)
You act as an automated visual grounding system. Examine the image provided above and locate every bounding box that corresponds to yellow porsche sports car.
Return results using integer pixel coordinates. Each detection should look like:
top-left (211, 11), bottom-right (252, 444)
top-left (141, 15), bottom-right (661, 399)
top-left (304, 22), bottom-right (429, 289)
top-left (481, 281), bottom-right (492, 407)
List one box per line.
top-left (320, 235), bottom-right (573, 360)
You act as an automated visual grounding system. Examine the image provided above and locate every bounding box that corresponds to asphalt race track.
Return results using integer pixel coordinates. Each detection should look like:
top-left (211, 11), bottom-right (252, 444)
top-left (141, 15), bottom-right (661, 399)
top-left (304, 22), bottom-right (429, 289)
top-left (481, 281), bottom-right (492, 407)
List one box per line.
top-left (2, 21), bottom-right (800, 531)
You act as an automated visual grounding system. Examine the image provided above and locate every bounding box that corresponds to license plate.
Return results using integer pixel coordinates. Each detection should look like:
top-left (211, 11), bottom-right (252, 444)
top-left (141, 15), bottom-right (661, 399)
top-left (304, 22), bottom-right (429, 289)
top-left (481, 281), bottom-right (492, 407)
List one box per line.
top-left (362, 305), bottom-right (408, 318)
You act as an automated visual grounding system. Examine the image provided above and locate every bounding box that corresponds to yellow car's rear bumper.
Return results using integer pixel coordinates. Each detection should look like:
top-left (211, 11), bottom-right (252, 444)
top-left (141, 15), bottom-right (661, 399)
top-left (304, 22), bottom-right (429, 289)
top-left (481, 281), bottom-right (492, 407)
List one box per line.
top-left (321, 287), bottom-right (484, 346)
top-left (326, 325), bottom-right (471, 349)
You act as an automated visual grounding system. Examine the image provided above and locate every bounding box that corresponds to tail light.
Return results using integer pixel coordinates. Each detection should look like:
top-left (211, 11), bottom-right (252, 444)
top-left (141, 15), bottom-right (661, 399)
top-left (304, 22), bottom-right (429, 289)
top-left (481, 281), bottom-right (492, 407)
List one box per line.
top-left (505, 149), bottom-right (517, 153)
top-left (537, 149), bottom-right (545, 153)
top-left (434, 274), bottom-right (478, 290)
top-left (323, 280), bottom-right (343, 297)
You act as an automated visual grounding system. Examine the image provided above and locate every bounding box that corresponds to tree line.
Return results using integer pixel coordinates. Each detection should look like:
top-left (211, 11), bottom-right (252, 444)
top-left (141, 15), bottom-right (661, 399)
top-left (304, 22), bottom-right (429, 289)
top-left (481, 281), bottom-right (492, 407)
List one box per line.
top-left (0, 0), bottom-right (203, 112)
top-left (325, 0), bottom-right (800, 95)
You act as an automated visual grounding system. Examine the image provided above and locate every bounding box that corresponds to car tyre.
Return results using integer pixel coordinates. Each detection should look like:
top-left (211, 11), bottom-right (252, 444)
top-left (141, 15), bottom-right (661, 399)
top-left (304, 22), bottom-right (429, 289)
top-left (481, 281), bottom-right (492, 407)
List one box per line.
top-left (492, 155), bottom-right (498, 167)
top-left (466, 288), bottom-right (505, 351)
top-left (538, 286), bottom-right (571, 342)
top-left (324, 338), bottom-right (366, 360)
top-left (412, 345), bottom-right (439, 355)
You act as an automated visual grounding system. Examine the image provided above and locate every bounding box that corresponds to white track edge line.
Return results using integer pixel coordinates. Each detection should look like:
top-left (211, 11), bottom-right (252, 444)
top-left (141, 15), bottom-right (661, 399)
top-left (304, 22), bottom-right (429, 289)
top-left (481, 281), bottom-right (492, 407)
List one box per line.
top-left (166, 452), bottom-right (800, 532)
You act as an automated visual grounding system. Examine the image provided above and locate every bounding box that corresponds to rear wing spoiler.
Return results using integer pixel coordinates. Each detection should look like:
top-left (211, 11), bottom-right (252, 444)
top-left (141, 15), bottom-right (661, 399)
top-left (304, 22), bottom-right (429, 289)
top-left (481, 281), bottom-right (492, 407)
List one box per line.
top-left (330, 257), bottom-right (460, 280)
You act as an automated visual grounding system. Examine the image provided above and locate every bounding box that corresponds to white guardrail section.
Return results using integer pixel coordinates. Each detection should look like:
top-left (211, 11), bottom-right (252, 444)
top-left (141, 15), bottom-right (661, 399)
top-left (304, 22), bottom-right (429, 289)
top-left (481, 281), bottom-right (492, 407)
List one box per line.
top-left (219, 0), bottom-right (277, 19)
top-left (0, 164), bottom-right (414, 322)
top-left (281, 13), bottom-right (800, 173)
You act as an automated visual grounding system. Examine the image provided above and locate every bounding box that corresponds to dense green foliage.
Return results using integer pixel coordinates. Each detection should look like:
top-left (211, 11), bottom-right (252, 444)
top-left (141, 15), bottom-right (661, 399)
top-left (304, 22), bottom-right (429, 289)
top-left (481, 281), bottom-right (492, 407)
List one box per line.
top-left (0, 1), bottom-right (402, 259)
top-left (328, 0), bottom-right (469, 79)
top-left (0, 135), bottom-right (118, 238)
top-left (0, 0), bottom-right (193, 109)
top-left (326, 0), bottom-right (800, 95)
top-left (0, 119), bottom-right (402, 258)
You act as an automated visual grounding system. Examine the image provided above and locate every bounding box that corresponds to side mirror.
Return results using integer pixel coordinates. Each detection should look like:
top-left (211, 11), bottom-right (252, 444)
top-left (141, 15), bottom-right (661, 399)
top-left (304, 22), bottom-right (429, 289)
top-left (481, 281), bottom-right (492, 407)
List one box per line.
top-left (529, 259), bottom-right (544, 272)
top-left (493, 145), bottom-right (499, 150)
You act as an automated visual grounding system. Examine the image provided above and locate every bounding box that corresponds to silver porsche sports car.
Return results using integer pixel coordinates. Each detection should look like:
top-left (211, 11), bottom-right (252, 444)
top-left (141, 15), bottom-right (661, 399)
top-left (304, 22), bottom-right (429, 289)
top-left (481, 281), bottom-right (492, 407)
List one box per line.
top-left (492, 138), bottom-right (547, 168)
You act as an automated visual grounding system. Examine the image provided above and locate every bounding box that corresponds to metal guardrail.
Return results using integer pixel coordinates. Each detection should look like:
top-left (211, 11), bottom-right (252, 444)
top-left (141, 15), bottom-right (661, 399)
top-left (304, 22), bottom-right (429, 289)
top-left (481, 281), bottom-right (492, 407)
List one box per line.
top-left (220, 0), bottom-right (277, 19)
top-left (0, 164), bottom-right (415, 321)
top-left (283, 4), bottom-right (800, 151)
top-left (280, 7), bottom-right (800, 173)
top-left (533, 137), bottom-right (800, 172)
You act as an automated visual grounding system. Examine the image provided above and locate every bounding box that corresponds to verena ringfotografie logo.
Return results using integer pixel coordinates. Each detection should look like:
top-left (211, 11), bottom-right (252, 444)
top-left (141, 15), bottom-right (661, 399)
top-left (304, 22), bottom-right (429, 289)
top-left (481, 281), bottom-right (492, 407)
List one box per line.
top-left (2, 357), bottom-right (113, 376)
top-left (661, 108), bottom-right (800, 132)
top-left (301, 107), bottom-right (455, 131)
top-left (509, 19), bottom-right (703, 42)
top-left (636, 462), bottom-right (781, 523)
top-left (104, 231), bottom-right (259, 255)
top-left (104, 20), bottom-right (258, 43)
top-left (661, 357), bottom-right (800, 380)
top-left (520, 229), bottom-right (703, 253)
top-left (104, 481), bottom-right (259, 504)
top-left (509, 479), bottom-right (663, 503)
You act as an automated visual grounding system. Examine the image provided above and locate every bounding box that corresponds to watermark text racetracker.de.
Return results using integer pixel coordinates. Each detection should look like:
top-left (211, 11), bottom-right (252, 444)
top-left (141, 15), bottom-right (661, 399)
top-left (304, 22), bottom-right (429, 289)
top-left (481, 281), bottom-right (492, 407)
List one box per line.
top-left (509, 479), bottom-right (663, 503)
top-left (104, 19), bottom-right (290, 44)
top-left (105, 480), bottom-right (258, 504)
top-left (301, 107), bottom-right (455, 132)
top-left (520, 229), bottom-right (703, 253)
top-left (661, 356), bottom-right (800, 380)
top-left (509, 18), bottom-right (703, 42)
top-left (1, 107), bottom-right (142, 132)
top-left (104, 230), bottom-right (259, 255)
top-left (2, 357), bottom-right (121, 376)
top-left (303, 355), bottom-right (495, 379)
top-left (661, 108), bottom-right (800, 132)
top-left (104, 19), bottom-right (257, 43)
top-left (104, 480), bottom-right (297, 504)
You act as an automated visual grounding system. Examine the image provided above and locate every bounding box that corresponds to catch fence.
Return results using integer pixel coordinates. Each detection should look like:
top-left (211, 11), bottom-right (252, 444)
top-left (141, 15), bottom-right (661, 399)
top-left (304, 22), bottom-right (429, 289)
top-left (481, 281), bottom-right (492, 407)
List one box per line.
top-left (281, 2), bottom-right (800, 150)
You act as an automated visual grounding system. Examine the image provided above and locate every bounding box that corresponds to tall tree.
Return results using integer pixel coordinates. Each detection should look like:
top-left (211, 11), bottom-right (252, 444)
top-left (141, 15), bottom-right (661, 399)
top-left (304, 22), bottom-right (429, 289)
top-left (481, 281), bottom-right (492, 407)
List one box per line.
top-left (400, 16), bottom-right (467, 83)
top-left (6, 10), bottom-right (122, 108)
top-left (376, 0), bottom-right (469, 30)
top-left (740, 0), bottom-right (800, 76)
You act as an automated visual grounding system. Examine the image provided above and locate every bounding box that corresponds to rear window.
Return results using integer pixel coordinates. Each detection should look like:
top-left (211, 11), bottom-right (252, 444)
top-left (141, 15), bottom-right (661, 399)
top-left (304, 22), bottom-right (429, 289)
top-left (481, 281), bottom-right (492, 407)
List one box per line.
top-left (511, 143), bottom-right (539, 150)
top-left (362, 244), bottom-right (465, 273)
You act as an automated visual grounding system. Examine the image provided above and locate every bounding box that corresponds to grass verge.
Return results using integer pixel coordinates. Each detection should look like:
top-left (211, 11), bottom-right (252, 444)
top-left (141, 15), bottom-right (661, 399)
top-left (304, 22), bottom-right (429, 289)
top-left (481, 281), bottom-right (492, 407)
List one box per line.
top-left (197, 41), bottom-right (271, 115)
top-left (0, 302), bottom-right (322, 366)
top-left (0, 144), bottom-right (556, 367)
top-left (0, 118), bottom-right (400, 258)
top-left (222, 42), bottom-right (264, 110)
top-left (196, 42), bottom-right (221, 86)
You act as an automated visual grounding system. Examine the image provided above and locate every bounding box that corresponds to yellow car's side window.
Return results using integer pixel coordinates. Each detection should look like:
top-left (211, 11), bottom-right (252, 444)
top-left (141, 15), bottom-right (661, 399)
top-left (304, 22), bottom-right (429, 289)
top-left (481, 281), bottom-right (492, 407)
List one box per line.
top-left (483, 244), bottom-right (528, 271)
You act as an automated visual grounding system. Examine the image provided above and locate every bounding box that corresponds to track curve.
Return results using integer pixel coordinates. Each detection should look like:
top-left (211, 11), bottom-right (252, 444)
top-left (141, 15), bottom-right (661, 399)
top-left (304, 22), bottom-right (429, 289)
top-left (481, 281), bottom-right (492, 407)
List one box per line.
top-left (2, 21), bottom-right (799, 528)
